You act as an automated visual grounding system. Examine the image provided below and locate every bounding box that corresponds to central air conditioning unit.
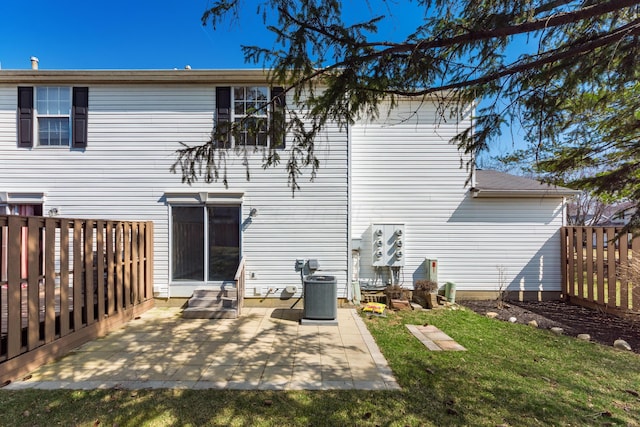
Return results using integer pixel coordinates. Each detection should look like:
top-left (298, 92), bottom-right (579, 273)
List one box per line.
top-left (371, 224), bottom-right (405, 267)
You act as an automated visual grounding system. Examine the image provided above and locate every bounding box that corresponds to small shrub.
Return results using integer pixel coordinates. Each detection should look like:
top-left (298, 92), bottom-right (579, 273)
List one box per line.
top-left (414, 280), bottom-right (438, 293)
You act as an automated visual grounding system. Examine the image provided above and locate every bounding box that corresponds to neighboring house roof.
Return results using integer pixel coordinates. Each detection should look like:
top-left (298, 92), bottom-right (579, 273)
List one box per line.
top-left (567, 200), bottom-right (637, 226)
top-left (471, 169), bottom-right (580, 198)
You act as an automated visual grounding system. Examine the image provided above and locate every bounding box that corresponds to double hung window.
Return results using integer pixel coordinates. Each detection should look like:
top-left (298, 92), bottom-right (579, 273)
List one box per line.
top-left (234, 87), bottom-right (269, 146)
top-left (215, 86), bottom-right (285, 149)
top-left (36, 87), bottom-right (71, 146)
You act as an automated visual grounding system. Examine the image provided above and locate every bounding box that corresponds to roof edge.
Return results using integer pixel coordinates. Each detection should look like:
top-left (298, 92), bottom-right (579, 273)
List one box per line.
top-left (471, 188), bottom-right (581, 198)
top-left (0, 69), bottom-right (273, 85)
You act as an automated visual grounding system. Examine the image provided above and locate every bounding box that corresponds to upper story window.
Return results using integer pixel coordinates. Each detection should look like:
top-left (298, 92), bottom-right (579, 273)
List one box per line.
top-left (234, 86), bottom-right (269, 146)
top-left (216, 86), bottom-right (285, 149)
top-left (36, 87), bottom-right (71, 146)
top-left (17, 86), bottom-right (88, 149)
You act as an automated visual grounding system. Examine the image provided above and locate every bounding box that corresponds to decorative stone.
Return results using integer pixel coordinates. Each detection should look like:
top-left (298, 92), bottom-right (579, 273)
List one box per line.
top-left (528, 320), bottom-right (538, 328)
top-left (390, 299), bottom-right (411, 311)
top-left (427, 293), bottom-right (440, 308)
top-left (550, 327), bottom-right (564, 335)
top-left (508, 317), bottom-right (517, 323)
top-left (614, 339), bottom-right (632, 351)
top-left (486, 312), bottom-right (498, 319)
top-left (577, 334), bottom-right (591, 341)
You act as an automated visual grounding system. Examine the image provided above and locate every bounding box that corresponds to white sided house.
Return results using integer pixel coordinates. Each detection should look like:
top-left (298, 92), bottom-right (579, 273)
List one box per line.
top-left (0, 68), bottom-right (577, 309)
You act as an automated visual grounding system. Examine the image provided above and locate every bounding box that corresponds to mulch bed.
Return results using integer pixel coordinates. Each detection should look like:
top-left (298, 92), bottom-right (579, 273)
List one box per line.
top-left (459, 299), bottom-right (640, 354)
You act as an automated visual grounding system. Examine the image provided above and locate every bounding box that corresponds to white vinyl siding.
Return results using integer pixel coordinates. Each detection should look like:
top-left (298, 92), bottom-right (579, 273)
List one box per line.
top-left (350, 99), bottom-right (564, 294)
top-left (0, 84), bottom-right (349, 298)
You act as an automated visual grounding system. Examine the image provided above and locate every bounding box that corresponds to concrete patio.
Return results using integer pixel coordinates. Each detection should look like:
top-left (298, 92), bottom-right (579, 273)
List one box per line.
top-left (5, 306), bottom-right (400, 391)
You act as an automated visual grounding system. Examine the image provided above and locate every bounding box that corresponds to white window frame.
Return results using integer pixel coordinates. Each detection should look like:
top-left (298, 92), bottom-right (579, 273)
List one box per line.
top-left (35, 86), bottom-right (72, 147)
top-left (232, 86), bottom-right (269, 147)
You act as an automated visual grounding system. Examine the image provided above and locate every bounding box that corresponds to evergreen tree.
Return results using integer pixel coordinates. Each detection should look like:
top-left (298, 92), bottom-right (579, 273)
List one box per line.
top-left (174, 0), bottom-right (640, 229)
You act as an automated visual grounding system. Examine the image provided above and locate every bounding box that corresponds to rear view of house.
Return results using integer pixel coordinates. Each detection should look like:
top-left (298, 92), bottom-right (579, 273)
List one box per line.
top-left (0, 66), bottom-right (576, 308)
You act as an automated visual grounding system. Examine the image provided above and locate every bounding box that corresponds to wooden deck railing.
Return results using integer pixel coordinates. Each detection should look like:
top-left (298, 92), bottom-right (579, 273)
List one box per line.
top-left (561, 226), bottom-right (639, 316)
top-left (0, 215), bottom-right (154, 383)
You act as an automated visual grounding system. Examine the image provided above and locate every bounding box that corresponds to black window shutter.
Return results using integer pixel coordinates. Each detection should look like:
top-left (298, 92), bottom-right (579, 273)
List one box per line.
top-left (72, 87), bottom-right (89, 148)
top-left (216, 87), bottom-right (231, 148)
top-left (17, 87), bottom-right (34, 148)
top-left (270, 86), bottom-right (286, 149)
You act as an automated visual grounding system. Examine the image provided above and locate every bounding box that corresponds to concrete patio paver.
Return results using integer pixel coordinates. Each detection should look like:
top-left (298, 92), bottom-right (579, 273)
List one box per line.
top-left (5, 307), bottom-right (400, 391)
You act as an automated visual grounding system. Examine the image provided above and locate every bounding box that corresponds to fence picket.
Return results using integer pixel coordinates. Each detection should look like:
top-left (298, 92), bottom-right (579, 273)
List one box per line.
top-left (96, 220), bottom-right (105, 320)
top-left (595, 228), bottom-right (605, 304)
top-left (27, 217), bottom-right (41, 351)
top-left (567, 228), bottom-right (575, 297)
top-left (585, 226), bottom-right (594, 301)
top-left (84, 220), bottom-right (95, 324)
top-left (576, 227), bottom-right (584, 299)
top-left (607, 228), bottom-right (616, 306)
top-left (632, 235), bottom-right (640, 311)
top-left (7, 217), bottom-right (23, 359)
top-left (44, 219), bottom-right (56, 343)
top-left (60, 223), bottom-right (70, 336)
top-left (619, 230), bottom-right (629, 310)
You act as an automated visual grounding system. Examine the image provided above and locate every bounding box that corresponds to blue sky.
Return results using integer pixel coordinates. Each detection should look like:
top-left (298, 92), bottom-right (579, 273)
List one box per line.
top-left (0, 0), bottom-right (523, 158)
top-left (0, 0), bottom-right (424, 70)
top-left (0, 0), bottom-right (262, 69)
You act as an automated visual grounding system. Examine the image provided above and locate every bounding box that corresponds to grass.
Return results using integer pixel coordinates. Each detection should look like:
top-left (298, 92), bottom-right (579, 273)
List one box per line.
top-left (1, 307), bottom-right (640, 426)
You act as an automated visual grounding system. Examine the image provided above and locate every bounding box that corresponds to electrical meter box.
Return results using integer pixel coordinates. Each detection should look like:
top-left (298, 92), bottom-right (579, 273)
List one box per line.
top-left (371, 224), bottom-right (405, 267)
top-left (426, 258), bottom-right (438, 282)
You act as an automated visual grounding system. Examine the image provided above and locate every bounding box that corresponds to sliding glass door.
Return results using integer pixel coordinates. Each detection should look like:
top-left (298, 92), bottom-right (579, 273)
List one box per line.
top-left (171, 205), bottom-right (240, 282)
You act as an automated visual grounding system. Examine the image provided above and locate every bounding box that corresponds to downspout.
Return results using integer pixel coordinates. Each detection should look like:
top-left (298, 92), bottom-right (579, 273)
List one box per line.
top-left (470, 98), bottom-right (478, 189)
top-left (346, 116), bottom-right (353, 303)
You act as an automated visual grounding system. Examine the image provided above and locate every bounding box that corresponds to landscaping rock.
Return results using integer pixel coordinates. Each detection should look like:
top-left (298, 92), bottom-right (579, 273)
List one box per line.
top-left (551, 327), bottom-right (564, 335)
top-left (390, 299), bottom-right (411, 311)
top-left (410, 302), bottom-right (423, 310)
top-left (614, 339), bottom-right (632, 351)
top-left (528, 320), bottom-right (538, 328)
top-left (426, 293), bottom-right (440, 308)
top-left (486, 312), bottom-right (498, 319)
top-left (508, 316), bottom-right (517, 323)
top-left (577, 334), bottom-right (591, 341)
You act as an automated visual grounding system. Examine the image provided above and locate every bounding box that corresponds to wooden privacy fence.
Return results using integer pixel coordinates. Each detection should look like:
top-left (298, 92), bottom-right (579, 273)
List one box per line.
top-left (0, 215), bottom-right (154, 383)
top-left (561, 226), bottom-right (639, 315)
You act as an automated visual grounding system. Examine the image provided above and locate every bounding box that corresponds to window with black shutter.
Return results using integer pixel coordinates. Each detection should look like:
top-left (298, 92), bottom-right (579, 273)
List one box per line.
top-left (16, 86), bottom-right (89, 148)
top-left (216, 86), bottom-right (285, 149)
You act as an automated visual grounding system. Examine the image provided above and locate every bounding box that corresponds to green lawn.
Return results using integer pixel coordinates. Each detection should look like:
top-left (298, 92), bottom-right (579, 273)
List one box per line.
top-left (1, 306), bottom-right (639, 426)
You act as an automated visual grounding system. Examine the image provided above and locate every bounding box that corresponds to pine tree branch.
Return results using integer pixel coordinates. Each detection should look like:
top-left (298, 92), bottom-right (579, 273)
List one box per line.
top-left (360, 18), bottom-right (640, 96)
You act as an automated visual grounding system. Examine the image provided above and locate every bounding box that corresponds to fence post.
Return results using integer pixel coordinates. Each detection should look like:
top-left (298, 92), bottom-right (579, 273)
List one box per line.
top-left (145, 221), bottom-right (154, 300)
top-left (561, 227), bottom-right (568, 299)
top-left (567, 227), bottom-right (575, 299)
